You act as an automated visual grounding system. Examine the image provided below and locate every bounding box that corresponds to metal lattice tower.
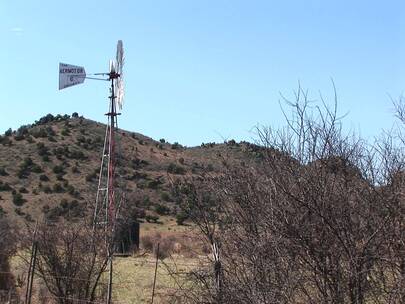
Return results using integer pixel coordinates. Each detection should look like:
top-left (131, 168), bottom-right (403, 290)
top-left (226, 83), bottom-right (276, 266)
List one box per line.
top-left (93, 73), bottom-right (121, 231)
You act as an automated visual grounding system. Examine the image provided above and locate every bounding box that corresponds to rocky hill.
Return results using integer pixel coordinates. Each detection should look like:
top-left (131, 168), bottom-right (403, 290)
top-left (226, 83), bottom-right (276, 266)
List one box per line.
top-left (0, 113), bottom-right (262, 226)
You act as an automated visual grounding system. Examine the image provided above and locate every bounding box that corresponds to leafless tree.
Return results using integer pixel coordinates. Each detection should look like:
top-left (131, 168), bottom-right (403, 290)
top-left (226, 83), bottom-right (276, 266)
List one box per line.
top-left (173, 86), bottom-right (405, 304)
top-left (25, 222), bottom-right (109, 304)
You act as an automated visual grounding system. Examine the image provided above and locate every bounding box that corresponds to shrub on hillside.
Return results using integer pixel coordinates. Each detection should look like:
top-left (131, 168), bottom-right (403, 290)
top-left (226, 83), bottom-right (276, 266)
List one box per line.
top-left (160, 192), bottom-right (171, 202)
top-left (52, 183), bottom-right (64, 193)
top-left (167, 163), bottom-right (186, 175)
top-left (0, 167), bottom-right (8, 176)
top-left (176, 211), bottom-right (188, 225)
top-left (154, 204), bottom-right (170, 215)
top-left (45, 199), bottom-right (85, 221)
top-left (17, 157), bottom-right (42, 178)
top-left (12, 193), bottom-right (26, 206)
top-left (4, 128), bottom-right (12, 137)
top-left (171, 142), bottom-right (182, 150)
top-left (14, 125), bottom-right (30, 141)
top-left (52, 165), bottom-right (65, 174)
top-left (61, 128), bottom-right (70, 136)
top-left (42, 185), bottom-right (52, 194)
top-left (19, 187), bottom-right (28, 194)
top-left (35, 113), bottom-right (54, 125)
top-left (0, 182), bottom-right (12, 192)
top-left (39, 174), bottom-right (49, 181)
top-left (37, 142), bottom-right (50, 156)
top-left (147, 179), bottom-right (161, 189)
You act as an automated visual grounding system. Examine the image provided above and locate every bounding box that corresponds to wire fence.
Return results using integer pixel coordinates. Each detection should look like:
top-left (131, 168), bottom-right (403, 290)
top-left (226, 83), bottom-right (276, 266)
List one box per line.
top-left (0, 251), bottom-right (205, 304)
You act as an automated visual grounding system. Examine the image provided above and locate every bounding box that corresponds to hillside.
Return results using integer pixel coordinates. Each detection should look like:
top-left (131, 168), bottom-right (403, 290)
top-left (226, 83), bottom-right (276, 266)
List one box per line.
top-left (0, 113), bottom-right (261, 226)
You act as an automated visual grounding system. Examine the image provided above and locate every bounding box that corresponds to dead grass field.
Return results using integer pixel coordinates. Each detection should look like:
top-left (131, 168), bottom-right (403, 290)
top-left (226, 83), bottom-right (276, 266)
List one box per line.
top-left (9, 219), bottom-right (203, 304)
top-left (112, 254), bottom-right (199, 304)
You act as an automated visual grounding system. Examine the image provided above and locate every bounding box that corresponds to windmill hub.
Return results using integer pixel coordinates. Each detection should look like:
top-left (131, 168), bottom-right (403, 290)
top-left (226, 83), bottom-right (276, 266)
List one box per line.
top-left (108, 71), bottom-right (120, 80)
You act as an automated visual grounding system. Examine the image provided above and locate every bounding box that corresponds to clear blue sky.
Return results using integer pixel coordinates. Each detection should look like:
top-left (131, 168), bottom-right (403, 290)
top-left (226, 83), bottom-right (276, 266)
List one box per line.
top-left (1, 0), bottom-right (405, 146)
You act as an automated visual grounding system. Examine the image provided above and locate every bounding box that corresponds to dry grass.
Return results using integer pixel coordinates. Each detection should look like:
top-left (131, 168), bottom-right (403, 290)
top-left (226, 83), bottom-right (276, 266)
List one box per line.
top-left (112, 254), bottom-right (198, 304)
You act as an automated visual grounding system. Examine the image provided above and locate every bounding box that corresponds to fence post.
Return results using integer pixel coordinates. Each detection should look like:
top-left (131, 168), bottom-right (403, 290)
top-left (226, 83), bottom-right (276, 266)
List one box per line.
top-left (25, 223), bottom-right (38, 304)
top-left (151, 242), bottom-right (160, 304)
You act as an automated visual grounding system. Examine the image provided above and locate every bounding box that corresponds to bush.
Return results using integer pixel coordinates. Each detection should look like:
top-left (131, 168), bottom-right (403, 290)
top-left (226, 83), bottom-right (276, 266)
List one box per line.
top-left (14, 208), bottom-right (25, 216)
top-left (30, 128), bottom-right (48, 138)
top-left (35, 113), bottom-right (54, 125)
top-left (155, 239), bottom-right (174, 260)
top-left (154, 204), bottom-right (170, 215)
top-left (52, 183), bottom-right (64, 193)
top-left (37, 142), bottom-right (49, 156)
top-left (142, 196), bottom-right (151, 207)
top-left (147, 179), bottom-right (161, 189)
top-left (0, 182), bottom-right (12, 191)
top-left (12, 192), bottom-right (26, 206)
top-left (206, 163), bottom-right (214, 171)
top-left (26, 135), bottom-right (34, 143)
top-left (15, 125), bottom-right (30, 140)
top-left (167, 163), bottom-right (186, 175)
top-left (4, 128), bottom-right (12, 136)
top-left (159, 138), bottom-right (166, 143)
top-left (160, 192), bottom-right (171, 202)
top-left (72, 112), bottom-right (79, 118)
top-left (19, 187), bottom-right (28, 194)
top-left (0, 167), bottom-right (8, 176)
top-left (18, 157), bottom-right (42, 178)
top-left (46, 199), bottom-right (85, 220)
top-left (61, 128), bottom-right (70, 136)
top-left (53, 165), bottom-right (65, 174)
top-left (42, 185), bottom-right (52, 194)
top-left (39, 174), bottom-right (49, 181)
top-left (171, 142), bottom-right (182, 150)
top-left (141, 235), bottom-right (154, 252)
top-left (31, 164), bottom-right (43, 173)
top-left (140, 233), bottom-right (174, 259)
top-left (176, 212), bottom-right (188, 225)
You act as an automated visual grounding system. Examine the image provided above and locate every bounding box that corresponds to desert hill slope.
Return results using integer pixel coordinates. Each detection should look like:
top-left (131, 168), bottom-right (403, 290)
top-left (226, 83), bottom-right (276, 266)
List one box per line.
top-left (0, 113), bottom-right (262, 225)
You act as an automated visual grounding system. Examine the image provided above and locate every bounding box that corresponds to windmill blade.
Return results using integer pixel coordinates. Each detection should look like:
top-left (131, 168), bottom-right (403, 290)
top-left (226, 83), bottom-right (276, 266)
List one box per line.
top-left (109, 60), bottom-right (116, 74)
top-left (115, 40), bottom-right (124, 109)
top-left (116, 40), bottom-right (124, 76)
top-left (116, 75), bottom-right (124, 110)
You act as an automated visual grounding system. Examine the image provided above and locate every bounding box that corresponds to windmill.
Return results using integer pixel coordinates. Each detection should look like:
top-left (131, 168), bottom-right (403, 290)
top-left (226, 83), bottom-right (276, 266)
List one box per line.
top-left (59, 40), bottom-right (125, 231)
top-left (59, 40), bottom-right (125, 304)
